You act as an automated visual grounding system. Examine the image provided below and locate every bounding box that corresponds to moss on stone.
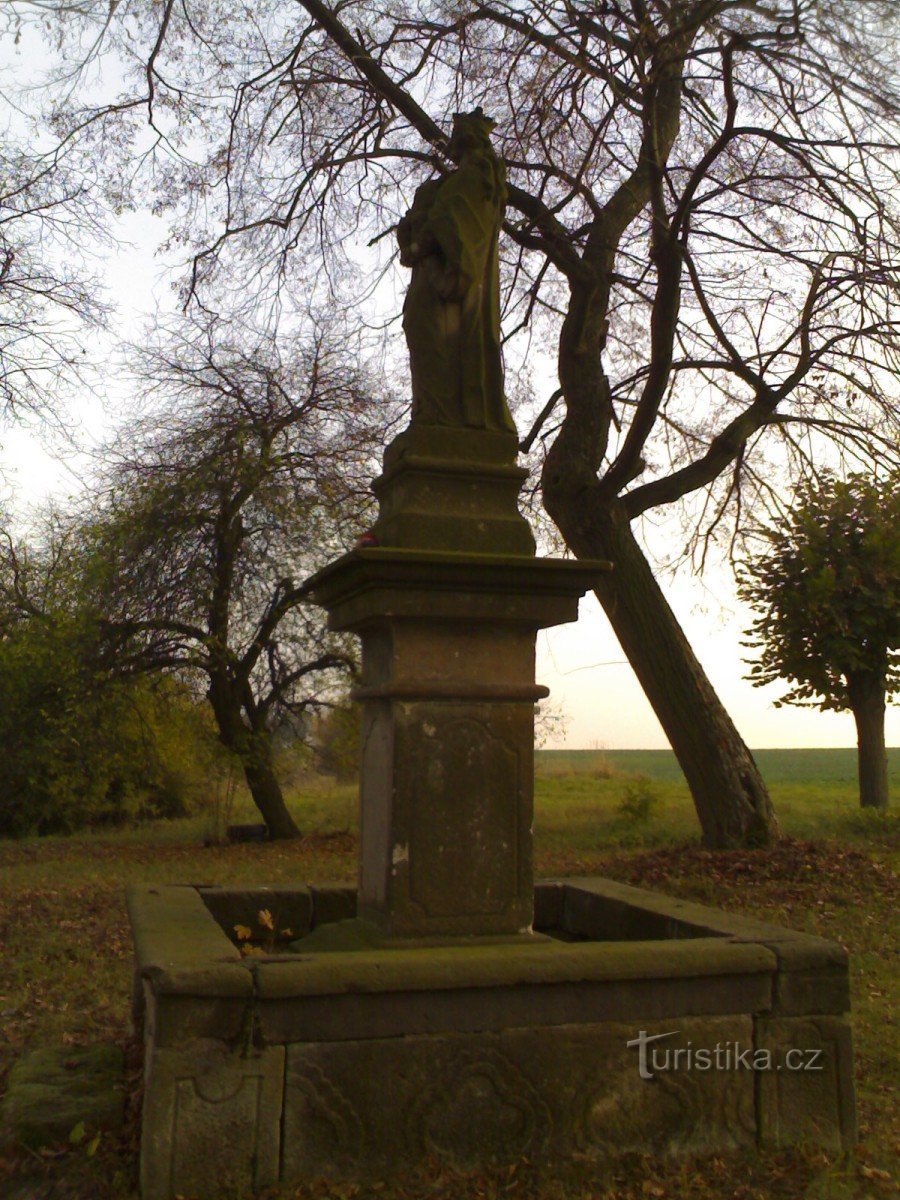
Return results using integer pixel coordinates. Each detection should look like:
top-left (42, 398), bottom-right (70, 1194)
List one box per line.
top-left (0, 1044), bottom-right (124, 1149)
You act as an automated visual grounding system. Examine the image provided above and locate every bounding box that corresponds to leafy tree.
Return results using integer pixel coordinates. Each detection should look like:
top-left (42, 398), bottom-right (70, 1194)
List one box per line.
top-left (311, 701), bottom-right (360, 782)
top-left (74, 319), bottom-right (387, 838)
top-left (0, 518), bottom-right (216, 835)
top-left (739, 473), bottom-right (900, 810)
top-left (20, 0), bottom-right (900, 845)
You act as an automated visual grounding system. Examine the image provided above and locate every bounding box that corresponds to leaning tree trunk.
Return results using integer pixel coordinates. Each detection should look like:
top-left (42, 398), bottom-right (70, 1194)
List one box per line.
top-left (240, 738), bottom-right (302, 840)
top-left (548, 495), bottom-right (776, 847)
top-left (846, 671), bottom-right (889, 810)
top-left (208, 680), bottom-right (301, 839)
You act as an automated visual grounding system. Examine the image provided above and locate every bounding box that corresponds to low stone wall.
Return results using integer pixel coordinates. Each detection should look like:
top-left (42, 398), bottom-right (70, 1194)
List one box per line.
top-left (127, 879), bottom-right (855, 1200)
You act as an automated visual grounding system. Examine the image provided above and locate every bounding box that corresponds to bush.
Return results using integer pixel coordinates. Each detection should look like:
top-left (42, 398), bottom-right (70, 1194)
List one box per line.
top-left (617, 775), bottom-right (662, 823)
top-left (0, 617), bottom-right (217, 837)
top-left (311, 702), bottom-right (360, 781)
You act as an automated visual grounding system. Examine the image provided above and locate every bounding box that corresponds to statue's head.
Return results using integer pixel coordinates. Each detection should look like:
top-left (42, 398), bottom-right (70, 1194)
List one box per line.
top-left (447, 108), bottom-right (497, 156)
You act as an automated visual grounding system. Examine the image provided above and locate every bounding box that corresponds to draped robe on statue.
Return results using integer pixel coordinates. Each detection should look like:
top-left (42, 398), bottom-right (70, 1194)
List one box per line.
top-left (398, 118), bottom-right (517, 436)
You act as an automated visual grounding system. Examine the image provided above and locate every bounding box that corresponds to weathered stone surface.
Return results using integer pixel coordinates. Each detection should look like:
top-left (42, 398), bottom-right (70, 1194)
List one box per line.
top-left (143, 981), bottom-right (251, 1049)
top-left (199, 885), bottom-right (313, 944)
top-left (128, 884), bottom-right (242, 968)
top-left (127, 881), bottom-right (856, 1194)
top-left (127, 883), bottom-right (248, 1035)
top-left (756, 1015), bottom-right (856, 1151)
top-left (397, 111), bottom-right (512, 437)
top-left (307, 548), bottom-right (608, 633)
top-left (767, 941), bottom-right (851, 1016)
top-left (309, 883), bottom-right (357, 927)
top-left (282, 1017), bottom-right (757, 1179)
top-left (372, 427), bottom-right (536, 555)
top-left (255, 935), bottom-right (775, 998)
top-left (303, 544), bottom-right (607, 941)
top-left (559, 878), bottom-right (851, 1014)
top-left (0, 1044), bottom-right (124, 1150)
top-left (359, 697), bottom-right (535, 937)
top-left (534, 880), bottom-right (565, 929)
top-left (140, 1039), bottom-right (284, 1200)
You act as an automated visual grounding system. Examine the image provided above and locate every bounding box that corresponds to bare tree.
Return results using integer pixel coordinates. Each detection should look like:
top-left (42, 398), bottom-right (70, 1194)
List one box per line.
top-left (24, 0), bottom-right (900, 846)
top-left (0, 134), bottom-right (107, 421)
top-left (72, 318), bottom-right (389, 838)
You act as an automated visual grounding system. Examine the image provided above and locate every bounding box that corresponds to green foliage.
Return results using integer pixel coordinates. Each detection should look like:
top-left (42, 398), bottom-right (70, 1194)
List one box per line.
top-left (739, 472), bottom-right (900, 711)
top-left (311, 702), bottom-right (361, 782)
top-left (0, 611), bottom-right (217, 837)
top-left (616, 775), bottom-right (662, 823)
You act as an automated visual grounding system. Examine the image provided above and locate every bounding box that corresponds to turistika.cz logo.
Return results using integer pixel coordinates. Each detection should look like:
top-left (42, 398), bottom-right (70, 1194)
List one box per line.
top-left (626, 1030), bottom-right (825, 1080)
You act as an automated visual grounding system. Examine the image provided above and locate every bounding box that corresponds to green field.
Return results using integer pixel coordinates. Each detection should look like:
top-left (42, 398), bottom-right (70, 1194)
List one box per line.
top-left (532, 747), bottom-right (900, 857)
top-left (0, 750), bottom-right (897, 1199)
top-left (538, 746), bottom-right (900, 785)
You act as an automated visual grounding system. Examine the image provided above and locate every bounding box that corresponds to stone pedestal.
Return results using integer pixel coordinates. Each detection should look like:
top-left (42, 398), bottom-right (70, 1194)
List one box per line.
top-left (307, 549), bottom-right (606, 937)
top-left (306, 421), bottom-right (608, 937)
top-left (371, 425), bottom-right (535, 555)
top-left (127, 149), bottom-right (857, 1192)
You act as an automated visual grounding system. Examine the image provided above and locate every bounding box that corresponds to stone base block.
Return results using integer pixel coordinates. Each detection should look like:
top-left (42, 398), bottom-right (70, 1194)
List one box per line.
top-left (140, 1039), bottom-right (284, 1200)
top-left (283, 1017), bottom-right (757, 1179)
top-left (757, 1015), bottom-right (856, 1151)
top-left (128, 879), bottom-right (857, 1197)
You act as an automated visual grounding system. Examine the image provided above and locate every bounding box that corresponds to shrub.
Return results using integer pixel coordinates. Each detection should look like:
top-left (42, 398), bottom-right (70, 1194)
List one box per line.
top-left (617, 775), bottom-right (662, 823)
top-left (0, 618), bottom-right (217, 837)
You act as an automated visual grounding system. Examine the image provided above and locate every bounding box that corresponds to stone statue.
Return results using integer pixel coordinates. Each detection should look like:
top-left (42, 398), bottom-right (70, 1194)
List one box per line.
top-left (397, 109), bottom-right (517, 435)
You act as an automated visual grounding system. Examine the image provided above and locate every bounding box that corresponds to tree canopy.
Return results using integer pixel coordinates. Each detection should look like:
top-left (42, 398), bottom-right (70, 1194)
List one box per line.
top-left (739, 471), bottom-right (900, 808)
top-left (0, 317), bottom-right (390, 836)
top-left (78, 320), bottom-right (388, 835)
top-left (0, 509), bottom-right (217, 835)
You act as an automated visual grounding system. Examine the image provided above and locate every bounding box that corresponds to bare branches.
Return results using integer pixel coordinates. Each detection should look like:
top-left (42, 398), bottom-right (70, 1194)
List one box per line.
top-left (0, 139), bottom-right (108, 419)
top-left (15, 0), bottom-right (900, 568)
top-left (80, 315), bottom-right (387, 720)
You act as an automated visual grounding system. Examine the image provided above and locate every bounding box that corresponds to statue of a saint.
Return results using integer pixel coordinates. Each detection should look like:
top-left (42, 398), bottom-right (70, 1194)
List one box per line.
top-left (397, 110), bottom-right (516, 435)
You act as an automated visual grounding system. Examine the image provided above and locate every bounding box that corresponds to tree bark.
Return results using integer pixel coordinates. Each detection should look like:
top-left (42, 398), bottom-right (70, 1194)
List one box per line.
top-left (847, 671), bottom-right (889, 810)
top-left (207, 678), bottom-right (301, 839)
top-left (547, 493), bottom-right (777, 847)
top-left (240, 737), bottom-right (301, 839)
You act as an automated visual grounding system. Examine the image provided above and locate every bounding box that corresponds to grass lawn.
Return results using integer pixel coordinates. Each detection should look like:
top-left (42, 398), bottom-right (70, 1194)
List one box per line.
top-left (0, 751), bottom-right (897, 1199)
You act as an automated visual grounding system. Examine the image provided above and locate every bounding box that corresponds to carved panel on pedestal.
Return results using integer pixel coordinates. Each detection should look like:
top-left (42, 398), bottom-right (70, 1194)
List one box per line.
top-left (756, 1015), bottom-right (855, 1150)
top-left (410, 1049), bottom-right (552, 1165)
top-left (406, 714), bottom-right (521, 918)
top-left (141, 1039), bottom-right (283, 1200)
top-left (579, 1064), bottom-right (756, 1156)
top-left (284, 1060), bottom-right (365, 1176)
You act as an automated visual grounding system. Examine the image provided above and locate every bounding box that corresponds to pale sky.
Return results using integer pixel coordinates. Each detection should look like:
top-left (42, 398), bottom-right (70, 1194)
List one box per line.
top-left (1, 43), bottom-right (895, 753)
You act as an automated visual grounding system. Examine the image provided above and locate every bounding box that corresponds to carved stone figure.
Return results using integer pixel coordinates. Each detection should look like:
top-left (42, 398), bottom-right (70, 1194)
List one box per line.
top-left (397, 109), bottom-right (516, 435)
